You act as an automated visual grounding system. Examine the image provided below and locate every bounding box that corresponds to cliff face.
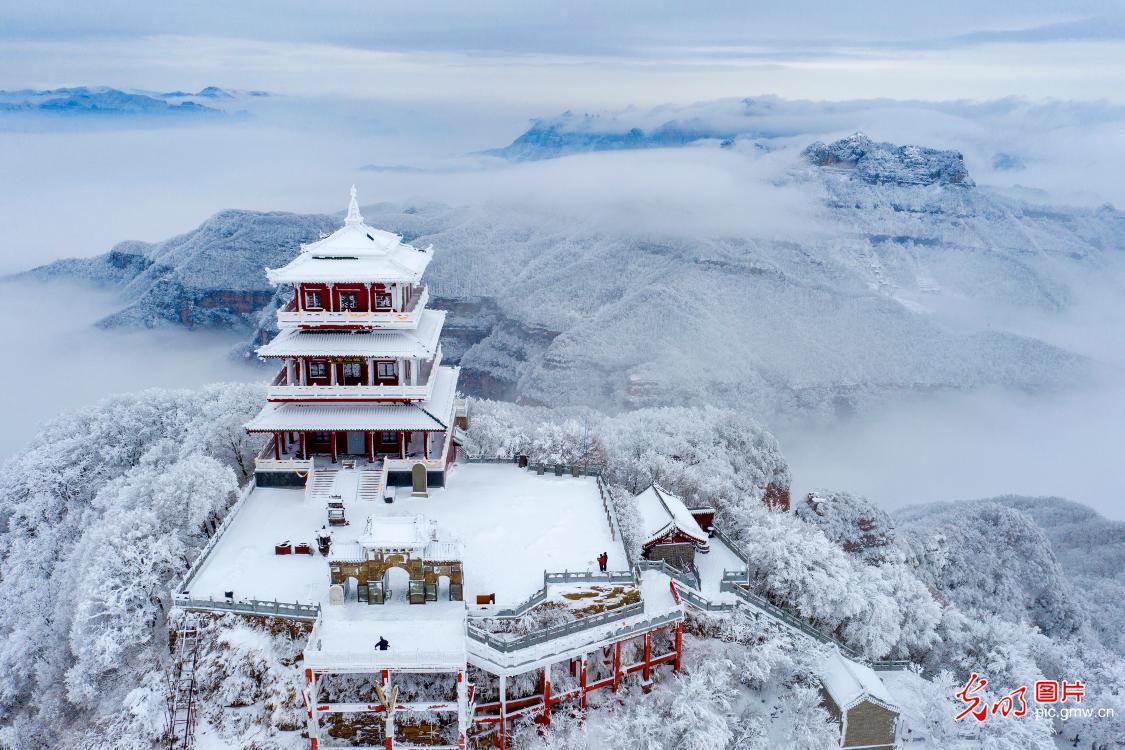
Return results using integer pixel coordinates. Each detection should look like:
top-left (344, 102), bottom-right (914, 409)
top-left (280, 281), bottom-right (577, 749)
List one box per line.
top-left (18, 138), bottom-right (1124, 417)
top-left (23, 210), bottom-right (340, 332)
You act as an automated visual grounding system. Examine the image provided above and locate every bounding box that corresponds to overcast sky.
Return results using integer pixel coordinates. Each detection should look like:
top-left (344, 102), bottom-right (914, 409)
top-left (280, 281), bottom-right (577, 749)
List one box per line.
top-left (3, 1), bottom-right (1125, 106)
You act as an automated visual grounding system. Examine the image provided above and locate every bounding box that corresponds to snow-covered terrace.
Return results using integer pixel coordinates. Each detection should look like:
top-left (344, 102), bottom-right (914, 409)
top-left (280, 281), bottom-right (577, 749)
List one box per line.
top-left (306, 600), bottom-right (468, 673)
top-left (183, 463), bottom-right (628, 610)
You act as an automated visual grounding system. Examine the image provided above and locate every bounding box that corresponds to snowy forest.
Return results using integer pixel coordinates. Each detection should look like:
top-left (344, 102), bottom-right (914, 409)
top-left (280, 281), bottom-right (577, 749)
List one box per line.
top-left (0, 386), bottom-right (1121, 749)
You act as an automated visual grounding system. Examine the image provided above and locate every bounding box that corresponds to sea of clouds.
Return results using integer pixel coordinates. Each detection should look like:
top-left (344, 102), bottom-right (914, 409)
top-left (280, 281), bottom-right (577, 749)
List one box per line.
top-left (1, 88), bottom-right (1123, 518)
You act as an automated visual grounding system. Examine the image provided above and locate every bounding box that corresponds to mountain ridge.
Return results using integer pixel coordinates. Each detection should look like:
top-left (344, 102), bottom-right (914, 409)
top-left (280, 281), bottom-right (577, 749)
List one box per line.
top-left (17, 135), bottom-right (1123, 416)
top-left (0, 86), bottom-right (251, 118)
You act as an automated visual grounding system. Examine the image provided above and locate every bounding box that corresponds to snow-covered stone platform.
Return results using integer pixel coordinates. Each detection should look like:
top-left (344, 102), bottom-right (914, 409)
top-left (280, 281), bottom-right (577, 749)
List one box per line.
top-left (306, 600), bottom-right (467, 672)
top-left (184, 462), bottom-right (627, 608)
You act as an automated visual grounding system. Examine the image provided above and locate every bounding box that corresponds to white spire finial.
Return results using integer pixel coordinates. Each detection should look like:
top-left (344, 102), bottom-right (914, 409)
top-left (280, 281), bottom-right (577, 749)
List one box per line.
top-left (345, 184), bottom-right (363, 226)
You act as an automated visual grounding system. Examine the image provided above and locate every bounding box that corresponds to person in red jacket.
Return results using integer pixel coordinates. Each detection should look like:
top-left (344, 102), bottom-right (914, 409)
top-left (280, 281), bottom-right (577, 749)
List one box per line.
top-left (597, 552), bottom-right (608, 572)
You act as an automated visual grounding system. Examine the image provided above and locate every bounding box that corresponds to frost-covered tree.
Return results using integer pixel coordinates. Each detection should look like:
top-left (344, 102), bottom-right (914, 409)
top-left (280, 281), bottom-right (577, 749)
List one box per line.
top-left (0, 385), bottom-right (257, 749)
top-left (63, 455), bottom-right (237, 705)
top-left (897, 501), bottom-right (1083, 639)
top-left (775, 684), bottom-right (840, 750)
top-left (598, 406), bottom-right (790, 519)
top-left (65, 510), bottom-right (188, 705)
top-left (664, 659), bottom-right (737, 750)
top-left (794, 490), bottom-right (895, 564)
top-left (736, 510), bottom-right (863, 631)
top-left (178, 382), bottom-right (268, 481)
top-left (464, 399), bottom-right (791, 526)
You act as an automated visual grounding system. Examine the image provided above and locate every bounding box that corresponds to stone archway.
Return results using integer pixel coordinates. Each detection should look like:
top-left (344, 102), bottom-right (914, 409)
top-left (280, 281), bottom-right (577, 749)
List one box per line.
top-left (383, 566), bottom-right (411, 605)
top-left (411, 463), bottom-right (428, 497)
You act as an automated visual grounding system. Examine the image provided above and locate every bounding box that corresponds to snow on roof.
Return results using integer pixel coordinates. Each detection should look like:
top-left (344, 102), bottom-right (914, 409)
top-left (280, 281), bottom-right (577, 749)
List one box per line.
top-left (360, 513), bottom-right (432, 550)
top-left (245, 365), bottom-right (458, 432)
top-left (818, 648), bottom-right (898, 712)
top-left (266, 188), bottom-right (433, 285)
top-left (267, 251), bottom-right (431, 285)
top-left (306, 600), bottom-right (467, 672)
top-left (353, 514), bottom-right (462, 560)
top-left (635, 484), bottom-right (710, 548)
top-left (257, 309), bottom-right (444, 359)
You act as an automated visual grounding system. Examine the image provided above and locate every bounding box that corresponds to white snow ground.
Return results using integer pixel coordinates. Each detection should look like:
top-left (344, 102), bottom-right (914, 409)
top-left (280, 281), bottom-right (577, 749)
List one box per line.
top-left (693, 535), bottom-right (746, 600)
top-left (187, 463), bottom-right (627, 607)
top-left (307, 599), bottom-right (468, 671)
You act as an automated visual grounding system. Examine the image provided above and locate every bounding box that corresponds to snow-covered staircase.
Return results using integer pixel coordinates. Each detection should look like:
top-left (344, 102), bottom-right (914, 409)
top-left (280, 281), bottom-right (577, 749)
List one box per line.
top-left (165, 622), bottom-right (201, 750)
top-left (357, 467), bottom-right (385, 502)
top-left (307, 468), bottom-right (338, 504)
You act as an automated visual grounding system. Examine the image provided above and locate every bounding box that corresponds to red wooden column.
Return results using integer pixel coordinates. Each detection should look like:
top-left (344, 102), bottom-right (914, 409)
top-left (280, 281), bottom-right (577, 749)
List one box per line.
top-left (298, 432), bottom-right (307, 460)
top-left (380, 669), bottom-right (392, 750)
top-left (330, 432), bottom-right (338, 463)
top-left (496, 674), bottom-right (508, 749)
top-left (674, 622), bottom-right (683, 672)
top-left (399, 432), bottom-right (406, 459)
top-left (423, 431), bottom-right (430, 460)
top-left (273, 432), bottom-right (282, 460)
top-left (366, 432), bottom-right (375, 463)
top-left (612, 641), bottom-right (622, 692)
top-left (539, 665), bottom-right (551, 726)
top-left (642, 632), bottom-right (653, 687)
top-left (304, 667), bottom-right (315, 750)
top-left (579, 655), bottom-right (588, 709)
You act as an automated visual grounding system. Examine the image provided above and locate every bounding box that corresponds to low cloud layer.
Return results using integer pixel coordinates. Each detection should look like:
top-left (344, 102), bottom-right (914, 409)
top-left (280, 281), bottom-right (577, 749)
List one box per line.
top-left (780, 383), bottom-right (1125, 521)
top-left (0, 282), bottom-right (261, 457)
top-left (1, 83), bottom-right (1123, 520)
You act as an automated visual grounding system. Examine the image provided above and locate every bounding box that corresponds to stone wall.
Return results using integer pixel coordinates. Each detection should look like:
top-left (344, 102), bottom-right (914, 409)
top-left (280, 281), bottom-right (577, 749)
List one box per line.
top-left (644, 542), bottom-right (695, 569)
top-left (819, 689), bottom-right (897, 750)
top-left (329, 550), bottom-right (464, 602)
top-left (255, 470), bottom-right (308, 488)
top-left (843, 700), bottom-right (897, 750)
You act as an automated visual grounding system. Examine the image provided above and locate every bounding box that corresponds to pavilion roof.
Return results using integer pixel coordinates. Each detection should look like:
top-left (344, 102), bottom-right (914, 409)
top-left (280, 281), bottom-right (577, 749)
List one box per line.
top-left (635, 484), bottom-right (710, 548)
top-left (257, 310), bottom-right (444, 359)
top-left (818, 647), bottom-right (898, 712)
top-left (266, 186), bottom-right (433, 285)
top-left (246, 365), bottom-right (459, 432)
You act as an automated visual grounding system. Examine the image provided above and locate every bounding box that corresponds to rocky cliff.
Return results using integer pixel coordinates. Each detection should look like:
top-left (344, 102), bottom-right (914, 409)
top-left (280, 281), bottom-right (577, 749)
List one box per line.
top-left (802, 132), bottom-right (974, 186)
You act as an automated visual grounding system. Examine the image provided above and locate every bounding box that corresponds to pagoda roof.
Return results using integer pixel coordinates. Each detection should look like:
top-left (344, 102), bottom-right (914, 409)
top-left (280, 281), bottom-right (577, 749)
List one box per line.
top-left (257, 309), bottom-right (444, 359)
top-left (245, 365), bottom-right (459, 432)
top-left (635, 484), bottom-right (710, 549)
top-left (266, 186), bottom-right (433, 285)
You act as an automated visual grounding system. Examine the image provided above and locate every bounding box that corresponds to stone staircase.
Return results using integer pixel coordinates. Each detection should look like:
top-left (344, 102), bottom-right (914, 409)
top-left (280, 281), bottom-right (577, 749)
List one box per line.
top-left (357, 467), bottom-right (385, 502)
top-left (308, 468), bottom-right (338, 504)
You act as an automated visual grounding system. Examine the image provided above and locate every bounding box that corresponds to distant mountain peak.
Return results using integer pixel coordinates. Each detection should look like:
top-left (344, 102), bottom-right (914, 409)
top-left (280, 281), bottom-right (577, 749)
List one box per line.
top-left (802, 133), bottom-right (974, 187)
top-left (0, 85), bottom-right (226, 118)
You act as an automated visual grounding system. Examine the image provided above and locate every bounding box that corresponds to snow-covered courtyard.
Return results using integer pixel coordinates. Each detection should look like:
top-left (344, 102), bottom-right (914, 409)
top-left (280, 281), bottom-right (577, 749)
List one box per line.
top-left (693, 535), bottom-right (746, 599)
top-left (186, 462), bottom-right (627, 607)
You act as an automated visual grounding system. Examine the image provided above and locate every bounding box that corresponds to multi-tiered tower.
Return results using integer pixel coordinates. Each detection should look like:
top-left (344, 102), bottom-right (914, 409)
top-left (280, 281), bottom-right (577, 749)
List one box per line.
top-left (248, 187), bottom-right (460, 494)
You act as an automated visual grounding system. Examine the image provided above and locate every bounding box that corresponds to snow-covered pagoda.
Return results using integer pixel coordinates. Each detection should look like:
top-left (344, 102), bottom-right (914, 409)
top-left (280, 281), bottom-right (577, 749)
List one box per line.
top-left (248, 187), bottom-right (460, 494)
